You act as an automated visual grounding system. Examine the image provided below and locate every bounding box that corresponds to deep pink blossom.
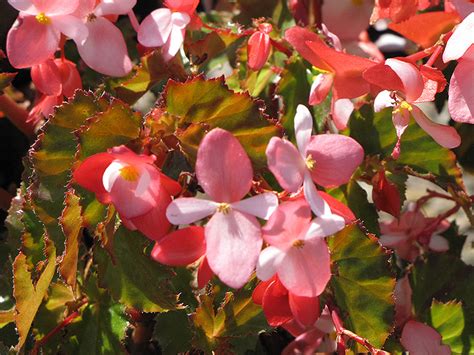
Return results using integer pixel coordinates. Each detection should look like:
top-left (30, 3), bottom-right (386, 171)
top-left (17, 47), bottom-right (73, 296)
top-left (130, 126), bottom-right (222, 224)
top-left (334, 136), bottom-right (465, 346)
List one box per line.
top-left (137, 0), bottom-right (199, 61)
top-left (380, 203), bottom-right (450, 262)
top-left (166, 128), bottom-right (278, 289)
top-left (266, 104), bottom-right (364, 216)
top-left (256, 198), bottom-right (344, 297)
top-left (443, 12), bottom-right (474, 124)
top-left (73, 145), bottom-right (181, 241)
top-left (247, 23), bottom-right (273, 71)
top-left (364, 58), bottom-right (460, 158)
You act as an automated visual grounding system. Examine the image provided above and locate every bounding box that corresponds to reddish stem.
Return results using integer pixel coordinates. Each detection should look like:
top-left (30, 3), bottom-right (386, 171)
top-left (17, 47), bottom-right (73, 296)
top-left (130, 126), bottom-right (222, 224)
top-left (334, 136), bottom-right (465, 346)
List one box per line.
top-left (270, 38), bottom-right (292, 57)
top-left (128, 10), bottom-right (140, 32)
top-left (0, 94), bottom-right (35, 139)
top-left (425, 45), bottom-right (443, 67)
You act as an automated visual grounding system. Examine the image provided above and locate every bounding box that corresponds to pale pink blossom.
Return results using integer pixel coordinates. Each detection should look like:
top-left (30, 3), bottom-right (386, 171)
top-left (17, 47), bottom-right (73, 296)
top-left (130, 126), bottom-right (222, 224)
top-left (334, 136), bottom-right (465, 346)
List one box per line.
top-left (365, 58), bottom-right (460, 158)
top-left (443, 12), bottom-right (474, 124)
top-left (380, 203), bottom-right (450, 262)
top-left (256, 198), bottom-right (344, 297)
top-left (6, 0), bottom-right (87, 68)
top-left (266, 104), bottom-right (364, 216)
top-left (166, 128), bottom-right (278, 289)
top-left (401, 320), bottom-right (451, 354)
top-left (137, 0), bottom-right (199, 61)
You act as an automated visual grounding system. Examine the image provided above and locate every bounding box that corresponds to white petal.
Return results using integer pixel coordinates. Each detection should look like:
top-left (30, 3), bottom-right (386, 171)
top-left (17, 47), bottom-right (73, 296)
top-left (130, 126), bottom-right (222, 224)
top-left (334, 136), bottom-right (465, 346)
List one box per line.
top-left (305, 214), bottom-right (345, 239)
top-left (102, 160), bottom-right (123, 192)
top-left (231, 193), bottom-right (278, 220)
top-left (256, 246), bottom-right (285, 281)
top-left (374, 90), bottom-right (396, 112)
top-left (294, 104), bottom-right (313, 155)
top-left (303, 171), bottom-right (331, 217)
top-left (166, 198), bottom-right (217, 225)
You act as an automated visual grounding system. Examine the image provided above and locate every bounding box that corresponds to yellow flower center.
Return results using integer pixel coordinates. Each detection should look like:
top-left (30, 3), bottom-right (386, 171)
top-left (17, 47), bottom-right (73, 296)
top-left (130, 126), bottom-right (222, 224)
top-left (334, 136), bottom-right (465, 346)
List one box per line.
top-left (35, 12), bottom-right (51, 25)
top-left (292, 239), bottom-right (305, 248)
top-left (217, 203), bottom-right (231, 214)
top-left (394, 101), bottom-right (413, 114)
top-left (119, 166), bottom-right (140, 182)
top-left (305, 154), bottom-right (316, 170)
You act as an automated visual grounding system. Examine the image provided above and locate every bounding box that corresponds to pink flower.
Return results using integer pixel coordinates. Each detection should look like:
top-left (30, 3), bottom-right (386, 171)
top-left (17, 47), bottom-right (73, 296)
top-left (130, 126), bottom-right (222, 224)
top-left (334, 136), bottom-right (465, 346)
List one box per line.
top-left (364, 58), bottom-right (461, 158)
top-left (443, 12), bottom-right (474, 124)
top-left (401, 320), bottom-right (451, 354)
top-left (137, 0), bottom-right (199, 61)
top-left (166, 128), bottom-right (278, 289)
top-left (72, 0), bottom-right (135, 76)
top-left (394, 275), bottom-right (413, 328)
top-left (6, 0), bottom-right (87, 68)
top-left (380, 203), bottom-right (450, 262)
top-left (73, 145), bottom-right (181, 241)
top-left (256, 198), bottom-right (344, 297)
top-left (266, 104), bottom-right (364, 216)
top-left (247, 23), bottom-right (273, 71)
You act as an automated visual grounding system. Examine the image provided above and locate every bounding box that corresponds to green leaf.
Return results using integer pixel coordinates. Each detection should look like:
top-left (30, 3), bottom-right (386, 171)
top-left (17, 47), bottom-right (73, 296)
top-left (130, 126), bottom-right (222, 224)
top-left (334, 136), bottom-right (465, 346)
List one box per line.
top-left (157, 76), bottom-right (281, 170)
top-left (13, 242), bottom-right (56, 350)
top-left (0, 73), bottom-right (16, 92)
top-left (95, 227), bottom-right (178, 313)
top-left (154, 310), bottom-right (193, 355)
top-left (328, 224), bottom-right (395, 351)
top-left (349, 106), bottom-right (464, 189)
top-left (275, 57), bottom-right (311, 141)
top-left (430, 300), bottom-right (464, 352)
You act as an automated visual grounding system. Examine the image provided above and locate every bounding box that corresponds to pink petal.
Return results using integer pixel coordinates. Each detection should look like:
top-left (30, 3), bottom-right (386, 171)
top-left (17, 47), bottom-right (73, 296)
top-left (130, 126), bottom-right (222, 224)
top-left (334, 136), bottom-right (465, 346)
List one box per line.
top-left (282, 328), bottom-right (325, 355)
top-left (294, 104), bottom-right (313, 155)
top-left (247, 31), bottom-right (271, 71)
top-left (159, 173), bottom-right (182, 196)
top-left (379, 234), bottom-right (409, 248)
top-left (73, 152), bottom-right (115, 204)
top-left (284, 26), bottom-right (330, 71)
top-left (288, 292), bottom-right (320, 327)
top-left (319, 191), bottom-right (356, 223)
top-left (332, 98), bottom-right (354, 130)
top-left (306, 134), bottom-right (364, 188)
top-left (449, 0), bottom-right (474, 19)
top-left (262, 198), bottom-right (312, 250)
top-left (443, 12), bottom-right (474, 62)
top-left (31, 59), bottom-right (62, 96)
top-left (166, 198), bottom-right (217, 225)
top-left (252, 278), bottom-right (273, 305)
top-left (401, 321), bottom-right (450, 355)
top-left (394, 275), bottom-right (413, 327)
top-left (197, 257), bottom-right (213, 288)
top-left (309, 73), bottom-right (333, 106)
top-left (411, 105), bottom-right (461, 148)
top-left (55, 59), bottom-right (82, 97)
top-left (303, 172), bottom-right (332, 216)
top-left (7, 0), bottom-right (38, 14)
top-left (7, 15), bottom-right (60, 68)
top-left (52, 15), bottom-right (88, 44)
top-left (231, 192), bottom-right (278, 220)
top-left (305, 214), bottom-right (345, 239)
top-left (76, 17), bottom-right (132, 77)
top-left (32, 0), bottom-right (79, 15)
top-left (374, 90), bottom-right (397, 112)
top-left (429, 235), bottom-right (449, 252)
top-left (94, 0), bottom-right (137, 16)
top-left (256, 246), bottom-right (285, 281)
top-left (137, 9), bottom-right (173, 47)
top-left (205, 210), bottom-right (262, 289)
top-left (196, 128), bottom-right (253, 203)
top-left (391, 108), bottom-right (411, 159)
top-left (164, 0), bottom-right (199, 14)
top-left (385, 58), bottom-right (424, 102)
top-left (151, 226), bottom-right (205, 266)
top-left (266, 137), bottom-right (305, 192)
top-left (277, 237), bottom-right (331, 297)
top-left (448, 59), bottom-right (474, 123)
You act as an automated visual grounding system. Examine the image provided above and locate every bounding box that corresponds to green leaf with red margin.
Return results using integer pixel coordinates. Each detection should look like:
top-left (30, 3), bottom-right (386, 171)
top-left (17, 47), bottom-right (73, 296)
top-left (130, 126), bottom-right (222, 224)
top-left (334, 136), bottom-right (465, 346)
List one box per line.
top-left (58, 193), bottom-right (82, 289)
top-left (95, 227), bottom-right (178, 313)
top-left (349, 105), bottom-right (464, 189)
top-left (389, 12), bottom-right (459, 48)
top-left (193, 281), bottom-right (268, 352)
top-left (328, 224), bottom-right (395, 351)
top-left (13, 241), bottom-right (56, 350)
top-left (156, 76), bottom-right (281, 170)
top-left (0, 73), bottom-right (16, 93)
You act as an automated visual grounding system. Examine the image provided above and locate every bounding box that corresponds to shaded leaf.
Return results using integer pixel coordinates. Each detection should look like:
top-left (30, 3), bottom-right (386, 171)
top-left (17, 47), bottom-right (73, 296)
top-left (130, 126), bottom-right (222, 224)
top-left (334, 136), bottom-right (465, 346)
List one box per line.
top-left (328, 224), bottom-right (395, 351)
top-left (95, 227), bottom-right (178, 313)
top-left (154, 310), bottom-right (193, 355)
top-left (0, 73), bottom-right (16, 92)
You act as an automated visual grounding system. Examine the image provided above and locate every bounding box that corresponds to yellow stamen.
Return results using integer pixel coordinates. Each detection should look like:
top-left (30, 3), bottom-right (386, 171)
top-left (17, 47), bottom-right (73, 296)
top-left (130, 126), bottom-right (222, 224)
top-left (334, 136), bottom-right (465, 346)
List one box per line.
top-left (35, 12), bottom-right (51, 25)
top-left (87, 13), bottom-right (97, 22)
top-left (292, 239), bottom-right (305, 248)
top-left (305, 154), bottom-right (316, 170)
top-left (312, 66), bottom-right (331, 75)
top-left (120, 166), bottom-right (140, 182)
top-left (394, 101), bottom-right (413, 114)
top-left (217, 203), bottom-right (231, 214)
